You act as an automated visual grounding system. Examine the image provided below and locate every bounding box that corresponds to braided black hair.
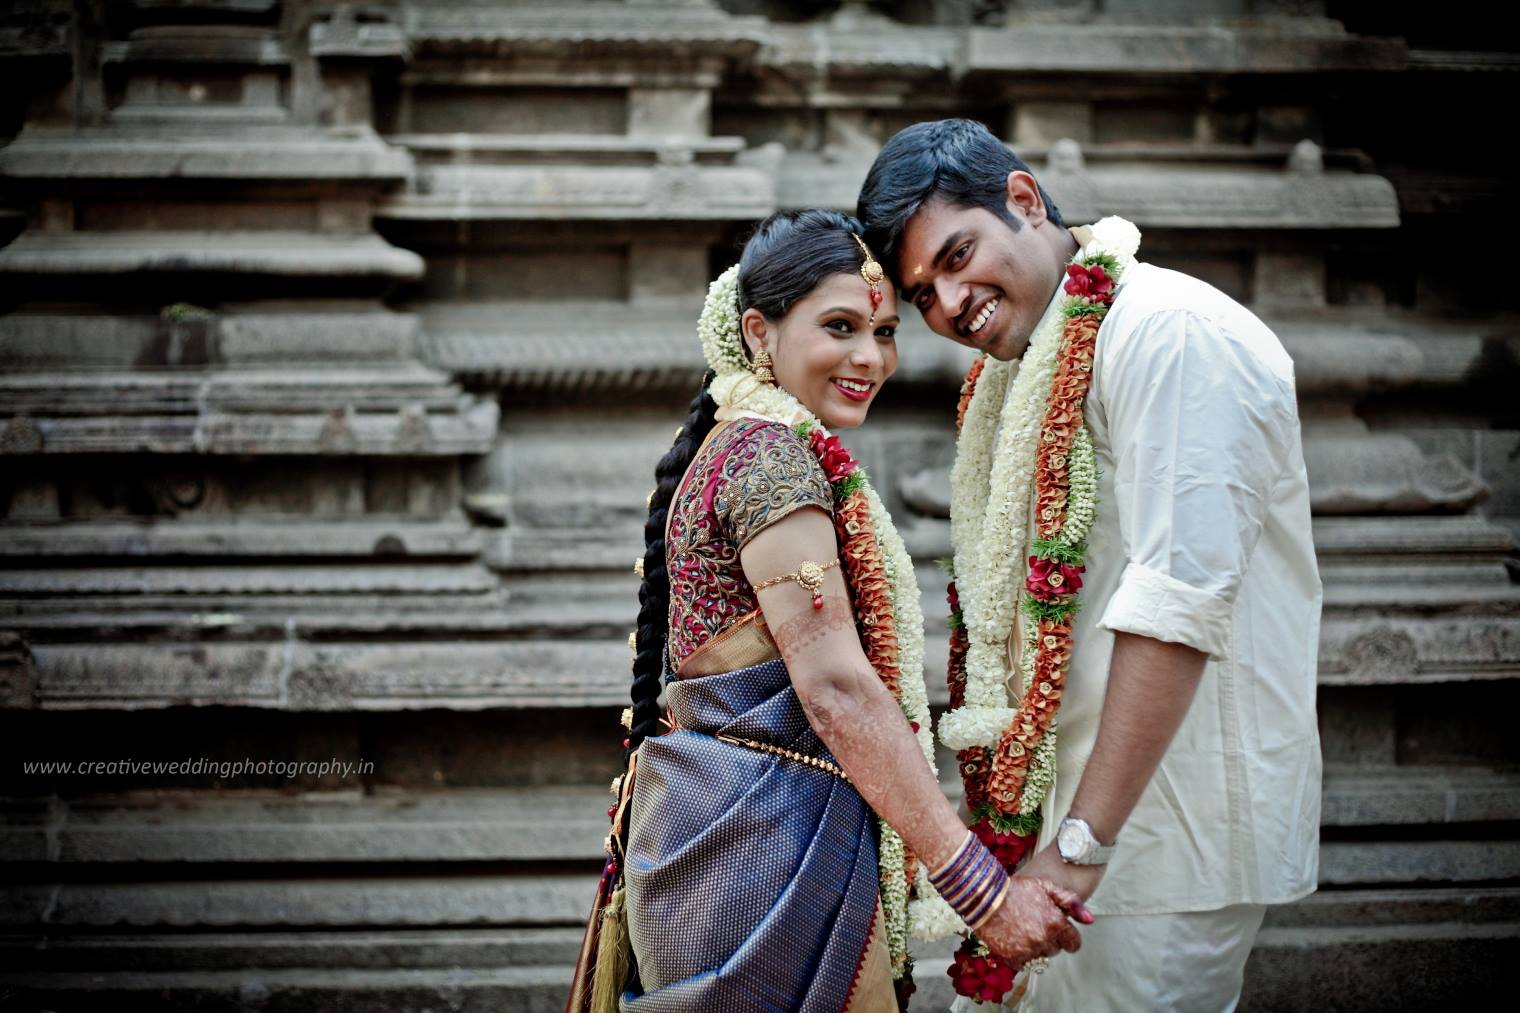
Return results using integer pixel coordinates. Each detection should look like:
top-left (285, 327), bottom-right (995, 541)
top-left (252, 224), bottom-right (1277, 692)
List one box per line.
top-left (627, 372), bottom-right (718, 757)
top-left (626, 210), bottom-right (875, 758)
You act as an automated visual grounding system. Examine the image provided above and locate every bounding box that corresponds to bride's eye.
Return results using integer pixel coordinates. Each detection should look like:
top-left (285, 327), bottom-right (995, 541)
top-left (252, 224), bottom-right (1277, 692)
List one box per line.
top-left (876, 327), bottom-right (897, 340)
top-left (825, 319), bottom-right (854, 335)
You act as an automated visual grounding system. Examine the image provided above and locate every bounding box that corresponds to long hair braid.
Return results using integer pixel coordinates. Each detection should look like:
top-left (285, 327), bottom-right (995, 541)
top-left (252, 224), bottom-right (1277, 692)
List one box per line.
top-left (627, 370), bottom-right (718, 758)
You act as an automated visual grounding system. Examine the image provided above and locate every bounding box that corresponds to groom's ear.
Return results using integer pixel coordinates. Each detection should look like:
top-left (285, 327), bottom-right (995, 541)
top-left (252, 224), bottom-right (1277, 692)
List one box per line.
top-left (740, 308), bottom-right (769, 358)
top-left (1004, 170), bottom-right (1049, 226)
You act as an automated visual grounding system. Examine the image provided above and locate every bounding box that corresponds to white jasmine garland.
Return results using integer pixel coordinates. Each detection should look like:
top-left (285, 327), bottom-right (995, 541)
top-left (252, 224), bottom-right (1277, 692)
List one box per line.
top-left (696, 264), bottom-right (951, 966)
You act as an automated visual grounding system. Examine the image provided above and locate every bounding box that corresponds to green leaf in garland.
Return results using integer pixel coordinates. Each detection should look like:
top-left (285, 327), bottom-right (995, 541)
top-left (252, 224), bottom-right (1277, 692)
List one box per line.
top-left (793, 420), bottom-right (815, 440)
top-left (1032, 536), bottom-right (1085, 566)
top-left (1021, 592), bottom-right (1082, 624)
top-left (835, 469), bottom-right (866, 500)
top-left (988, 810), bottom-right (1043, 837)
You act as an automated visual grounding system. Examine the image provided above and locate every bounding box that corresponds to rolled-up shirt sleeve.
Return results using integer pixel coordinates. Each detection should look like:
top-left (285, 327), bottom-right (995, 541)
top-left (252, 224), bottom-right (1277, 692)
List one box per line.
top-left (1096, 308), bottom-right (1295, 660)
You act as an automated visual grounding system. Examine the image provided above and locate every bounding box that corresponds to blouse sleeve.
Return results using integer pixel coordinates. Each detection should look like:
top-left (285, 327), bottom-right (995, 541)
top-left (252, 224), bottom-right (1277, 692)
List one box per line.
top-left (715, 422), bottom-right (834, 550)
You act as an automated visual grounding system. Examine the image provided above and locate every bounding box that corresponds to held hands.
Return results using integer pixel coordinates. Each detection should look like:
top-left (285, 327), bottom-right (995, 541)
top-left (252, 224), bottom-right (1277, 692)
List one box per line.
top-left (976, 875), bottom-right (1093, 967)
top-left (1016, 841), bottom-right (1106, 906)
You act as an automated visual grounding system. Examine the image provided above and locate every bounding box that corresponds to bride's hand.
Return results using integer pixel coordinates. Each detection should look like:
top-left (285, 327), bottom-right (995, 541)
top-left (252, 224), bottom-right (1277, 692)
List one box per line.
top-left (975, 877), bottom-right (1092, 967)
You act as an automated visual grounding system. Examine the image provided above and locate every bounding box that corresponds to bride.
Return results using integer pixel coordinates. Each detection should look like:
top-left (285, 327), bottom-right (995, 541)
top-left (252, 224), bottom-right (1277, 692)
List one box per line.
top-left (569, 210), bottom-right (1091, 1013)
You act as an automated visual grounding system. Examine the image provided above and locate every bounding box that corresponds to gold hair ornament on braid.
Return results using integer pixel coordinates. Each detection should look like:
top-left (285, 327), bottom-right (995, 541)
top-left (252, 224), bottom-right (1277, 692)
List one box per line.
top-left (851, 233), bottom-right (886, 325)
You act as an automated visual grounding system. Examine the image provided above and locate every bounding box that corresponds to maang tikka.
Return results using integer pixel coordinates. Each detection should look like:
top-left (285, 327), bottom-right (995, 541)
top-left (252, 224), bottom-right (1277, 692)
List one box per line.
top-left (851, 233), bottom-right (886, 325)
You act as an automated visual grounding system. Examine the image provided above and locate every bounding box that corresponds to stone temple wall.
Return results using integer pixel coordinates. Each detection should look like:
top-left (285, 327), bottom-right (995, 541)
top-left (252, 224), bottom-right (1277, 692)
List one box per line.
top-left (0, 1), bottom-right (1515, 1009)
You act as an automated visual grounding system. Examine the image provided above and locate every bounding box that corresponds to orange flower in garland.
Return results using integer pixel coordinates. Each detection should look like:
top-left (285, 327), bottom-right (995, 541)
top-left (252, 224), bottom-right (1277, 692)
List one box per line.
top-left (798, 425), bottom-right (903, 704)
top-left (955, 355), bottom-right (986, 433)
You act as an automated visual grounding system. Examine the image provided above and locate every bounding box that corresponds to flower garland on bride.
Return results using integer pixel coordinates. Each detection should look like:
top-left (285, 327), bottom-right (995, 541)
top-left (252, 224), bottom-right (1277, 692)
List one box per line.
top-left (697, 261), bottom-right (956, 983)
top-left (938, 217), bottom-right (1142, 1003)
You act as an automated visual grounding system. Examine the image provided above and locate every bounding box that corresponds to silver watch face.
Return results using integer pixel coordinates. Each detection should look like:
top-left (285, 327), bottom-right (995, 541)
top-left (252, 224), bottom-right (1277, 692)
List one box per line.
top-left (1057, 819), bottom-right (1092, 861)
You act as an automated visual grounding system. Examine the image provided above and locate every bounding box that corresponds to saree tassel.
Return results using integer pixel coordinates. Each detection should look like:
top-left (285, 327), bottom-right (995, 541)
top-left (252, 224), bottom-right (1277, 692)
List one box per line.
top-left (590, 884), bottom-right (631, 1013)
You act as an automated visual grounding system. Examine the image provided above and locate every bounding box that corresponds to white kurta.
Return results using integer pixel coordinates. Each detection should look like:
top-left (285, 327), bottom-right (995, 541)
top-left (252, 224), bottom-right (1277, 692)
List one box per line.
top-left (1028, 262), bottom-right (1323, 916)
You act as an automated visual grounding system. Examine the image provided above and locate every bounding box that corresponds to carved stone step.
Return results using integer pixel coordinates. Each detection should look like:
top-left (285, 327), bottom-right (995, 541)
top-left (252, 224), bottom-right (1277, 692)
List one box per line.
top-left (381, 160), bottom-right (774, 222)
top-left (0, 873), bottom-right (594, 929)
top-left (10, 638), bottom-right (624, 710)
top-left (966, 20), bottom-right (1408, 74)
top-left (7, 769), bottom-right (1511, 868)
top-left (0, 926), bottom-right (584, 972)
top-left (0, 127), bottom-right (412, 182)
top-left (1319, 840), bottom-right (1520, 887)
top-left (0, 520), bottom-right (483, 559)
top-left (1240, 920), bottom-right (1516, 1011)
top-left (0, 367), bottom-right (498, 456)
top-left (781, 151), bottom-right (1401, 229)
top-left (0, 311), bottom-right (419, 369)
top-left (0, 231), bottom-right (423, 282)
top-left (0, 965), bottom-right (572, 1012)
top-left (0, 787), bottom-right (610, 865)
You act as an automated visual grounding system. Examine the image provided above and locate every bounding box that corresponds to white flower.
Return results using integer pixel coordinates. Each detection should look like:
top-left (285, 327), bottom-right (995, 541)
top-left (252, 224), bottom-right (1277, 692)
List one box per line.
top-left (1085, 215), bottom-right (1142, 263)
top-left (697, 264), bottom-right (746, 376)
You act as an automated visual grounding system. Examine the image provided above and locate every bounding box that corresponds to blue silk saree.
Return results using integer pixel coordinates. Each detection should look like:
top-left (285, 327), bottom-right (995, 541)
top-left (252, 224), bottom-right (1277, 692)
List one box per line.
top-left (621, 617), bottom-right (895, 1012)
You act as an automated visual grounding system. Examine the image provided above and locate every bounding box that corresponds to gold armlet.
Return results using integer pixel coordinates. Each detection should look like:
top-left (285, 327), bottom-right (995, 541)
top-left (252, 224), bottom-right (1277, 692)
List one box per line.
top-left (751, 558), bottom-right (840, 609)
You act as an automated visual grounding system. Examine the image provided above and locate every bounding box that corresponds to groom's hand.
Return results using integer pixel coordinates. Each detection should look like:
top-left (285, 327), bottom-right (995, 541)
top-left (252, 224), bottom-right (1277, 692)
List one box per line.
top-left (1015, 842), bottom-right (1106, 903)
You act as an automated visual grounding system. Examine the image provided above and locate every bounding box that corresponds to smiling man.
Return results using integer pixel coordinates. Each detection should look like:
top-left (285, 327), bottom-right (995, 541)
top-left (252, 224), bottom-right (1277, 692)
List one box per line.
top-left (858, 119), bottom-right (1324, 1011)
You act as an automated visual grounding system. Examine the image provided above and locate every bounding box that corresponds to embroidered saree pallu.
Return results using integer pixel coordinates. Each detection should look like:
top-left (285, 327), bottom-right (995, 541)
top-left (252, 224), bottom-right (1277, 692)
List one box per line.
top-left (623, 653), bottom-right (893, 1013)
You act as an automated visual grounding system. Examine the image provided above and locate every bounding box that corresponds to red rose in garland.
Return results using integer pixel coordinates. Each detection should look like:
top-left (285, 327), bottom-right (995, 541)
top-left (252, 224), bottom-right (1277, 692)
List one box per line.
top-left (808, 429), bottom-right (859, 484)
top-left (1063, 262), bottom-right (1116, 302)
top-left (1025, 556), bottom-right (1084, 601)
top-left (949, 937), bottom-right (1017, 1002)
top-left (972, 816), bottom-right (1035, 869)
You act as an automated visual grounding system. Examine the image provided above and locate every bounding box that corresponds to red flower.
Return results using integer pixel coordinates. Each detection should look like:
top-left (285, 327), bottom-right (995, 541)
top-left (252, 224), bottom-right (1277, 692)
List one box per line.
top-left (1025, 556), bottom-right (1084, 601)
top-left (972, 816), bottom-right (1035, 869)
top-left (1063, 263), bottom-right (1116, 303)
top-left (946, 580), bottom-right (961, 614)
top-left (949, 937), bottom-right (1016, 1002)
top-left (809, 429), bottom-right (858, 484)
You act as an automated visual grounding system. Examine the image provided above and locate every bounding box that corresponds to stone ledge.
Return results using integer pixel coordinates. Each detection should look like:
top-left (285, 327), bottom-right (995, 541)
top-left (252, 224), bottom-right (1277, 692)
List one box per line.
top-left (390, 133), bottom-right (746, 161)
top-left (0, 232), bottom-right (425, 282)
top-left (381, 162), bottom-right (775, 222)
top-left (0, 964), bottom-right (574, 1011)
top-left (0, 873), bottom-right (595, 929)
top-left (969, 21), bottom-right (1407, 74)
top-left (0, 926), bottom-right (584, 973)
top-left (1319, 840), bottom-right (1520, 887)
top-left (782, 152), bottom-right (1401, 229)
top-left (11, 769), bottom-right (1510, 868)
top-left (1323, 766), bottom-right (1520, 826)
top-left (1242, 920), bottom-right (1517, 1011)
top-left (403, 4), bottom-right (767, 54)
top-left (0, 520), bottom-right (483, 559)
top-left (421, 301), bottom-right (962, 390)
top-left (0, 128), bottom-right (412, 182)
top-left (0, 367), bottom-right (499, 456)
top-left (1262, 886), bottom-right (1520, 929)
top-left (11, 639), bottom-right (626, 711)
top-left (0, 311), bottom-right (419, 369)
top-left (0, 787), bottom-right (609, 865)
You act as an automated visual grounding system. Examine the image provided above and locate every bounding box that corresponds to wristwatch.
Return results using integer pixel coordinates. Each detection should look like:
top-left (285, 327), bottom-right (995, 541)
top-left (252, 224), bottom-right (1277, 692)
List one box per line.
top-left (1056, 816), bottom-right (1116, 865)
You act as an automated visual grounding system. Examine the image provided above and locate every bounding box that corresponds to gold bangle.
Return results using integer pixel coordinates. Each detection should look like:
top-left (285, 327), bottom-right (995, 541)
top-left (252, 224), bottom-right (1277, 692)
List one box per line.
top-left (752, 558), bottom-right (840, 609)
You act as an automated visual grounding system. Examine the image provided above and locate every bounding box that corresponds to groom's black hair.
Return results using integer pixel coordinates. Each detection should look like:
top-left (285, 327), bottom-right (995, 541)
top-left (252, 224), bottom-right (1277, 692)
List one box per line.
top-left (856, 119), bottom-right (1064, 284)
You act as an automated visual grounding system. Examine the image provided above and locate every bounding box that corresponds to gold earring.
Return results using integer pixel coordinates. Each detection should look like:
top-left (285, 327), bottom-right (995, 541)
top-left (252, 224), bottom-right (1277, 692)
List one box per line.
top-left (751, 347), bottom-right (775, 385)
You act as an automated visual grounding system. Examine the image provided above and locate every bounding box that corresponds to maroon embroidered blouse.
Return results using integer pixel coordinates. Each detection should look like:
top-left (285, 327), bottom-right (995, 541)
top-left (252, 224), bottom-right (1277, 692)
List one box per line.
top-left (664, 417), bottom-right (832, 671)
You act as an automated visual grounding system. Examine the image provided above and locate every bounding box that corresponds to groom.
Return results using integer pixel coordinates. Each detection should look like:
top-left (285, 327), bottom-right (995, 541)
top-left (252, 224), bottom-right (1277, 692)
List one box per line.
top-left (858, 119), bottom-right (1323, 1010)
